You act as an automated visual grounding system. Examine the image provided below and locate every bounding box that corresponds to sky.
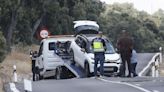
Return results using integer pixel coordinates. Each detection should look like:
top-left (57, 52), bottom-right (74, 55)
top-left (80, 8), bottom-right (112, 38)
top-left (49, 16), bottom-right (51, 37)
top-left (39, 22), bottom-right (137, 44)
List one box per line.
top-left (100, 0), bottom-right (164, 14)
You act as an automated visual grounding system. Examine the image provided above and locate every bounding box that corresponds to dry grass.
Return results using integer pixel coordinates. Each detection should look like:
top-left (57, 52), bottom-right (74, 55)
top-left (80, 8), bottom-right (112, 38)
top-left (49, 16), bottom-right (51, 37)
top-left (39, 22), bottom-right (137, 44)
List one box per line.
top-left (0, 44), bottom-right (39, 91)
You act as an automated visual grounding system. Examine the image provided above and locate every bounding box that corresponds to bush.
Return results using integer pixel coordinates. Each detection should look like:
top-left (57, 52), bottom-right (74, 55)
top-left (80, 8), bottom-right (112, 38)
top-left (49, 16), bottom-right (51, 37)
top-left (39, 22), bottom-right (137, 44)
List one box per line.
top-left (0, 31), bottom-right (7, 63)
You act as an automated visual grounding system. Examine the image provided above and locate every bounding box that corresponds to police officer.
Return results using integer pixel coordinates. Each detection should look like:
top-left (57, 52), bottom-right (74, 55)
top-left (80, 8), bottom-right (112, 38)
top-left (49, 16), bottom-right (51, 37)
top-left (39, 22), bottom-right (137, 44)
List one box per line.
top-left (117, 30), bottom-right (133, 77)
top-left (92, 31), bottom-right (106, 77)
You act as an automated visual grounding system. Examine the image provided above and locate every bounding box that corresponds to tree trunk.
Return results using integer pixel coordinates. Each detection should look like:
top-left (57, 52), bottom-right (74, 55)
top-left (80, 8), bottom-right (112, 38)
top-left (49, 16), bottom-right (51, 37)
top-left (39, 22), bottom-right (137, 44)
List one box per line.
top-left (6, 10), bottom-right (18, 51)
top-left (32, 14), bottom-right (45, 36)
top-left (32, 0), bottom-right (53, 37)
top-left (30, 13), bottom-right (46, 43)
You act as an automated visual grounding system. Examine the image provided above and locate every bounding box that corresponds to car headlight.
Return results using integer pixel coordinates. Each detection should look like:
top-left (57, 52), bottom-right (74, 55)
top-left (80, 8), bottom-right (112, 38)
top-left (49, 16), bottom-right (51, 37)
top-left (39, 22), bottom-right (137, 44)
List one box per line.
top-left (116, 58), bottom-right (122, 64)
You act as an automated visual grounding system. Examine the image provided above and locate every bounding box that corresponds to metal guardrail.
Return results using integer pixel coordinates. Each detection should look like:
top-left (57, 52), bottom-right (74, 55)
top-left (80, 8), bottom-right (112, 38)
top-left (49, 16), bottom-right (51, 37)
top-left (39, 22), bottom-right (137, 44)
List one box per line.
top-left (139, 48), bottom-right (163, 77)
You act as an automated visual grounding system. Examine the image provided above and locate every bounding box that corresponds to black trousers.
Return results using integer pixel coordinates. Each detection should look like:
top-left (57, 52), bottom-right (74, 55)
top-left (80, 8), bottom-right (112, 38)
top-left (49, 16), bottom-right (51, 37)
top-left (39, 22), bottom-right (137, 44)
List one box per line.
top-left (32, 60), bottom-right (36, 81)
top-left (131, 63), bottom-right (137, 76)
top-left (120, 52), bottom-right (132, 77)
top-left (94, 52), bottom-right (105, 76)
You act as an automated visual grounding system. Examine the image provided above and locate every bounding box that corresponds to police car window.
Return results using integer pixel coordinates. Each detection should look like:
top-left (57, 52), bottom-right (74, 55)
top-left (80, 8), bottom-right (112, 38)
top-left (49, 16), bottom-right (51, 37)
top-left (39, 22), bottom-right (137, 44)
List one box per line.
top-left (49, 42), bottom-right (56, 50)
top-left (75, 39), bottom-right (79, 44)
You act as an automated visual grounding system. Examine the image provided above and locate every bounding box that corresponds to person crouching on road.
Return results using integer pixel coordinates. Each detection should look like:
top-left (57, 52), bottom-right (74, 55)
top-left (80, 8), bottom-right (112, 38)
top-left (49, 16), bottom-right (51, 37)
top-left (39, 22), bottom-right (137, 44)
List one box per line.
top-left (131, 49), bottom-right (138, 77)
top-left (92, 31), bottom-right (106, 77)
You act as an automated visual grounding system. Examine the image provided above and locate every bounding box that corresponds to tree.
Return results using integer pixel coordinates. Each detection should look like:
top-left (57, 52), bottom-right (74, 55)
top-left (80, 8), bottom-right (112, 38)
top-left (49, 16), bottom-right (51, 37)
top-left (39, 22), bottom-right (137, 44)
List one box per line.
top-left (99, 3), bottom-right (163, 52)
top-left (0, 0), bottom-right (23, 51)
top-left (0, 31), bottom-right (7, 62)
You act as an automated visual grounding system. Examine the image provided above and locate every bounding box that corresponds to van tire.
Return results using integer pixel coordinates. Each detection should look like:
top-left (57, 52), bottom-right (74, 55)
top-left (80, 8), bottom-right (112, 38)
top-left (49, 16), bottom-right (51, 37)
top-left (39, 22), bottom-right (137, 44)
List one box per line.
top-left (34, 67), bottom-right (43, 81)
top-left (84, 62), bottom-right (91, 77)
top-left (39, 74), bottom-right (43, 80)
top-left (70, 49), bottom-right (75, 65)
top-left (33, 72), bottom-right (39, 81)
top-left (55, 67), bottom-right (62, 80)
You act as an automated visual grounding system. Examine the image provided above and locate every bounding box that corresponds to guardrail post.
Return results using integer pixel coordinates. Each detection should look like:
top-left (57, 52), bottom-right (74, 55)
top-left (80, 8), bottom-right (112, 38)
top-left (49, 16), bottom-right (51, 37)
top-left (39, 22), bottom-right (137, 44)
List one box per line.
top-left (159, 47), bottom-right (162, 63)
top-left (13, 65), bottom-right (18, 83)
top-left (155, 59), bottom-right (159, 77)
top-left (151, 62), bottom-right (155, 77)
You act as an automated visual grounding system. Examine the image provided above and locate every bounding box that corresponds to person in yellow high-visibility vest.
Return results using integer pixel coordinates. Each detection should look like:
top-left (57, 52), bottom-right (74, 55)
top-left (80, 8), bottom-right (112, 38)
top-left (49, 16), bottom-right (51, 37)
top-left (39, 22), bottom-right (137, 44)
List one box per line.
top-left (92, 31), bottom-right (106, 77)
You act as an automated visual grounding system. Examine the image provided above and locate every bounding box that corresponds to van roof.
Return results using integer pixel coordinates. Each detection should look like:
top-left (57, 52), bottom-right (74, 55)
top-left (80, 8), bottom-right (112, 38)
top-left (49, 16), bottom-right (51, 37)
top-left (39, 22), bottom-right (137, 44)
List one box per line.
top-left (41, 35), bottom-right (75, 43)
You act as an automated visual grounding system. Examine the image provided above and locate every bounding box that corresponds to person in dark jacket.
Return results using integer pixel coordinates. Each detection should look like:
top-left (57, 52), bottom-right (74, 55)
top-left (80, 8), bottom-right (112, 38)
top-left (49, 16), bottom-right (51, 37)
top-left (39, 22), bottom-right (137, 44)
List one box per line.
top-left (92, 31), bottom-right (106, 77)
top-left (117, 30), bottom-right (133, 77)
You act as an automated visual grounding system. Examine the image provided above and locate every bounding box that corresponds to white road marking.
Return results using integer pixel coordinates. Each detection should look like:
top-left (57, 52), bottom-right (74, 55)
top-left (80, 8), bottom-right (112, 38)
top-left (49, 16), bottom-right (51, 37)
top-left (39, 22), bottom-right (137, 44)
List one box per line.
top-left (153, 90), bottom-right (160, 92)
top-left (9, 83), bottom-right (20, 92)
top-left (24, 79), bottom-right (32, 92)
top-left (98, 78), bottom-right (151, 92)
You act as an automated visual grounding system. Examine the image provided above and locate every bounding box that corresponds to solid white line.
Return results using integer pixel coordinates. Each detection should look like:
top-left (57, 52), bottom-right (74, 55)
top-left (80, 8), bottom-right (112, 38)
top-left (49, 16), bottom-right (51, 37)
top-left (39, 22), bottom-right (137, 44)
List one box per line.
top-left (9, 83), bottom-right (20, 92)
top-left (98, 78), bottom-right (151, 92)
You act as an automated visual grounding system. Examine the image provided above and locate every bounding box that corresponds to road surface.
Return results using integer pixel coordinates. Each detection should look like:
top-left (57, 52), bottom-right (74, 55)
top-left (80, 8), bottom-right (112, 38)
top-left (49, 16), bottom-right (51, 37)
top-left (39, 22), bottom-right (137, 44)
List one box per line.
top-left (5, 77), bottom-right (164, 92)
top-left (5, 53), bottom-right (161, 92)
top-left (32, 77), bottom-right (164, 92)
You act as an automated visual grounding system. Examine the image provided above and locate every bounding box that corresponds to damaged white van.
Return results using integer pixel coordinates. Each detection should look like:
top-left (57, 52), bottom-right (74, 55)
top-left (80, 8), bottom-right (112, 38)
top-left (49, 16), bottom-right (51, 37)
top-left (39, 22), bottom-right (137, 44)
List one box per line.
top-left (69, 20), bottom-right (122, 77)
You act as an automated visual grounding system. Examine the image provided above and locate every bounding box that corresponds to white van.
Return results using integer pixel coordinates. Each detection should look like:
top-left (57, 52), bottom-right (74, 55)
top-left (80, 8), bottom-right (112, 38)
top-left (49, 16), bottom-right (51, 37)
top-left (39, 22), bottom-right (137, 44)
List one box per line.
top-left (34, 35), bottom-right (75, 80)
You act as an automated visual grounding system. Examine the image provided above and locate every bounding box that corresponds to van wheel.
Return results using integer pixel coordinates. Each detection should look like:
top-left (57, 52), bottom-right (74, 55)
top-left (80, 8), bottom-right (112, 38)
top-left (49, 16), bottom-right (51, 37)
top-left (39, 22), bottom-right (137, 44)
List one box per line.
top-left (84, 62), bottom-right (90, 77)
top-left (70, 50), bottom-right (75, 65)
top-left (39, 74), bottom-right (43, 80)
top-left (55, 67), bottom-right (61, 80)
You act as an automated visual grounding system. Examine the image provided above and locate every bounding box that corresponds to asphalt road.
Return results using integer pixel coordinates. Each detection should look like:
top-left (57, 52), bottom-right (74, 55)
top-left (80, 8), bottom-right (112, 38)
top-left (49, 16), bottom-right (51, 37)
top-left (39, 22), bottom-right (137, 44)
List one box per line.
top-left (32, 77), bottom-right (164, 92)
top-left (5, 53), bottom-right (160, 92)
top-left (5, 76), bottom-right (164, 92)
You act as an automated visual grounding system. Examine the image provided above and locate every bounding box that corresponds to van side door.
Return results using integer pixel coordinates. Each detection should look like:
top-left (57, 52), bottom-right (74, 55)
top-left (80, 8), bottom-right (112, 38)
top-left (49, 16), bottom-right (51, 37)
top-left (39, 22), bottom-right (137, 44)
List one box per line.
top-left (75, 36), bottom-right (86, 67)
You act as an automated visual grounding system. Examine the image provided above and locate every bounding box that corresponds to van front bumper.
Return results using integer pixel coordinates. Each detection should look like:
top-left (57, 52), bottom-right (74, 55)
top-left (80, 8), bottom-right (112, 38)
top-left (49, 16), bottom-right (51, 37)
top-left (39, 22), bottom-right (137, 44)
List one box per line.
top-left (90, 63), bottom-right (121, 74)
